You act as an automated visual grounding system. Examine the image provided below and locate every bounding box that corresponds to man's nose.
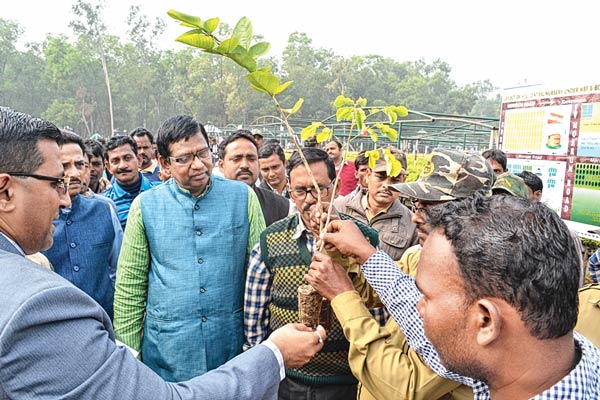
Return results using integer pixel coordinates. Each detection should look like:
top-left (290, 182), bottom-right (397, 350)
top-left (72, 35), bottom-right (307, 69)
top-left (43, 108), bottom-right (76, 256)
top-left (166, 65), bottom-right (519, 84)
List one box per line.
top-left (59, 189), bottom-right (71, 208)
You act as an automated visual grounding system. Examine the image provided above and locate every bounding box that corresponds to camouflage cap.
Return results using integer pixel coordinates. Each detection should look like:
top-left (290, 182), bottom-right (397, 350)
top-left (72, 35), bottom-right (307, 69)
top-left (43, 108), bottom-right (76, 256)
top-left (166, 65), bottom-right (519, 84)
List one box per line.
top-left (492, 172), bottom-right (529, 198)
top-left (389, 148), bottom-right (495, 201)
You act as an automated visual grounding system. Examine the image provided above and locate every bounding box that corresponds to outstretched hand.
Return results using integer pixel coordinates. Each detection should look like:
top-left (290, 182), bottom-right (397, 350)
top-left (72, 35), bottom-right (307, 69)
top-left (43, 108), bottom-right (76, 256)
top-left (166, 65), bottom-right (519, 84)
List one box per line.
top-left (318, 220), bottom-right (377, 264)
top-left (305, 251), bottom-right (354, 301)
top-left (267, 323), bottom-right (327, 368)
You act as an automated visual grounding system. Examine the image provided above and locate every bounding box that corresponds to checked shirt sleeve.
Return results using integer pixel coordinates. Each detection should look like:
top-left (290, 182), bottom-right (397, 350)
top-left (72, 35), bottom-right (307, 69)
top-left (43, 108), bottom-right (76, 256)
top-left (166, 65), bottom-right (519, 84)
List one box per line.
top-left (243, 241), bottom-right (273, 351)
top-left (361, 250), bottom-right (475, 388)
top-left (589, 248), bottom-right (600, 283)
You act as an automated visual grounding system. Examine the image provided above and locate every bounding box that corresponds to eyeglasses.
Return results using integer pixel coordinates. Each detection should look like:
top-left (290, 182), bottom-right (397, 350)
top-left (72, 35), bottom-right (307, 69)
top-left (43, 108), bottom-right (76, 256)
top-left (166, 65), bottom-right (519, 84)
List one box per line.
top-left (290, 181), bottom-right (334, 200)
top-left (8, 172), bottom-right (70, 195)
top-left (411, 199), bottom-right (447, 216)
top-left (168, 148), bottom-right (212, 166)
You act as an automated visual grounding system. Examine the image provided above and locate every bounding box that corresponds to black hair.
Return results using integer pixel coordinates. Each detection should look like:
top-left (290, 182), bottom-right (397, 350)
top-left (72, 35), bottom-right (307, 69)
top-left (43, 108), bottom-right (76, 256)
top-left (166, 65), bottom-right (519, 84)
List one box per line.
top-left (427, 194), bottom-right (579, 340)
top-left (0, 107), bottom-right (63, 174)
top-left (217, 130), bottom-right (258, 160)
top-left (85, 139), bottom-right (105, 161)
top-left (156, 115), bottom-right (209, 158)
top-left (516, 171), bottom-right (543, 193)
top-left (60, 129), bottom-right (86, 155)
top-left (482, 149), bottom-right (507, 172)
top-left (354, 151), bottom-right (369, 171)
top-left (130, 127), bottom-right (154, 144)
top-left (287, 147), bottom-right (336, 181)
top-left (259, 143), bottom-right (286, 164)
top-left (105, 135), bottom-right (138, 160)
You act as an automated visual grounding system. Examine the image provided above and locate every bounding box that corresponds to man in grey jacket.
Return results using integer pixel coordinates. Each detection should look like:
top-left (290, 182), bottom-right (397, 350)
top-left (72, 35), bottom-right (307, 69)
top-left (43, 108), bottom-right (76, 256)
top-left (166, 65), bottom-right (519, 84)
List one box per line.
top-left (0, 107), bottom-right (325, 400)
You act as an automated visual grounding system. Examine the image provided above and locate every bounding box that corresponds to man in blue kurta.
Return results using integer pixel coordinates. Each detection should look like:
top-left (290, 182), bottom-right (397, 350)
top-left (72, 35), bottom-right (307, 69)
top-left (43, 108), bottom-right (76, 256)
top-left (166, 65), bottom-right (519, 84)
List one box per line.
top-left (42, 131), bottom-right (122, 320)
top-left (114, 115), bottom-right (266, 382)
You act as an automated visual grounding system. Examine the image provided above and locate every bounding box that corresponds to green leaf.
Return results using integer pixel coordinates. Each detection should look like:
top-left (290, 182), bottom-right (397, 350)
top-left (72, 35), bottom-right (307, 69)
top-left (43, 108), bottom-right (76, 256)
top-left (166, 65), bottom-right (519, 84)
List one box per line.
top-left (179, 21), bottom-right (202, 28)
top-left (300, 122), bottom-right (322, 141)
top-left (334, 95), bottom-right (354, 108)
top-left (203, 18), bottom-right (219, 34)
top-left (354, 109), bottom-right (366, 131)
top-left (229, 53), bottom-right (257, 72)
top-left (336, 106), bottom-right (353, 121)
top-left (383, 149), bottom-right (403, 177)
top-left (175, 30), bottom-right (215, 50)
top-left (273, 80), bottom-right (293, 95)
top-left (167, 10), bottom-right (202, 28)
top-left (249, 42), bottom-right (271, 58)
top-left (232, 16), bottom-right (253, 49)
top-left (247, 70), bottom-right (280, 95)
top-left (356, 97), bottom-right (367, 108)
top-left (216, 37), bottom-right (240, 54)
top-left (365, 149), bottom-right (379, 169)
top-left (382, 125), bottom-right (399, 142)
top-left (368, 108), bottom-right (382, 116)
top-left (384, 106), bottom-right (398, 124)
top-left (289, 98), bottom-right (304, 115)
top-left (394, 105), bottom-right (409, 117)
top-left (316, 127), bottom-right (333, 143)
top-left (368, 127), bottom-right (378, 142)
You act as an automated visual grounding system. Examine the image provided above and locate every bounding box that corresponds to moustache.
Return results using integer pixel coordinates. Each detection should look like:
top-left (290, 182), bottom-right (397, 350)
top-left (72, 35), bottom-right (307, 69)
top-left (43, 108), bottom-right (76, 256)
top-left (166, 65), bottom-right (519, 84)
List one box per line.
top-left (116, 169), bottom-right (133, 174)
top-left (236, 169), bottom-right (253, 178)
top-left (69, 178), bottom-right (82, 185)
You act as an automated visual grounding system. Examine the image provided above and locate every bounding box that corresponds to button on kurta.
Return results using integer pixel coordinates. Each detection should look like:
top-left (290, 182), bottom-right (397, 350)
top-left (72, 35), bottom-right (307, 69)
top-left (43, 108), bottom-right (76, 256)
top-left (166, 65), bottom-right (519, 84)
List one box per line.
top-left (73, 265), bottom-right (80, 272)
top-left (194, 204), bottom-right (200, 210)
top-left (199, 287), bottom-right (206, 293)
top-left (201, 316), bottom-right (207, 322)
top-left (69, 242), bottom-right (76, 248)
top-left (195, 229), bottom-right (202, 236)
top-left (197, 258), bottom-right (203, 264)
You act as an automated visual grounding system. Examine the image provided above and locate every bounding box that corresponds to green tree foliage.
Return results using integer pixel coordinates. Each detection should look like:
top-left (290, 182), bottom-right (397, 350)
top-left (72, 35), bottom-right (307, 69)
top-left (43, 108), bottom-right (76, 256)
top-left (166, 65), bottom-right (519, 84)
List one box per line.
top-left (0, 14), bottom-right (500, 138)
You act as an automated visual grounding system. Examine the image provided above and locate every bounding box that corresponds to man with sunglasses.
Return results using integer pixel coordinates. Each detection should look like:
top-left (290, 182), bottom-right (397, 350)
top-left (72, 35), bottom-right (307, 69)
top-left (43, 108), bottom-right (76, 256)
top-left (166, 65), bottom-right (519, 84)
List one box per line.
top-left (244, 147), bottom-right (385, 400)
top-left (41, 130), bottom-right (123, 320)
top-left (0, 107), bottom-right (328, 399)
top-left (334, 147), bottom-right (418, 261)
top-left (306, 148), bottom-right (494, 399)
top-left (114, 115), bottom-right (267, 382)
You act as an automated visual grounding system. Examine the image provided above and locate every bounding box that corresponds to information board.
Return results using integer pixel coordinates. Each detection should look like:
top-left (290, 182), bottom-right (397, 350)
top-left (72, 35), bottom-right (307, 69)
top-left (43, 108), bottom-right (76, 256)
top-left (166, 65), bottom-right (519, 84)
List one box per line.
top-left (499, 85), bottom-right (600, 229)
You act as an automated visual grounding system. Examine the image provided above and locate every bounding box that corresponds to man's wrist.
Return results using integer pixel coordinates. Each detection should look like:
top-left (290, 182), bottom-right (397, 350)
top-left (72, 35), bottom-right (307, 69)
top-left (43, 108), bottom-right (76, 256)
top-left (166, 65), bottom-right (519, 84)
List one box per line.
top-left (261, 340), bottom-right (286, 381)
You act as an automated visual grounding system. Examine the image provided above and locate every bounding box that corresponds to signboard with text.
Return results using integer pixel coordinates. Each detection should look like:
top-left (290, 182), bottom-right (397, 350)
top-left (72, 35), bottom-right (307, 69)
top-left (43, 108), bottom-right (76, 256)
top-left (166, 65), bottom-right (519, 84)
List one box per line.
top-left (500, 85), bottom-right (600, 229)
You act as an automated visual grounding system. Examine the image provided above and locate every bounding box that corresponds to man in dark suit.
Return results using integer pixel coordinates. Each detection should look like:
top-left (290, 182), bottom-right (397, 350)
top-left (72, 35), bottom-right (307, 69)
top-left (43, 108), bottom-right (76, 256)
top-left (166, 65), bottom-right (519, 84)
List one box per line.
top-left (218, 130), bottom-right (290, 226)
top-left (0, 107), bottom-right (325, 400)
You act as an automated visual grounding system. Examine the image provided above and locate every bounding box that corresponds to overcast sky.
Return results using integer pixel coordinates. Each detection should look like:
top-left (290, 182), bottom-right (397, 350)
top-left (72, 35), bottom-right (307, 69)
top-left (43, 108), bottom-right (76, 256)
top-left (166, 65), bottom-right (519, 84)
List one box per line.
top-left (3, 0), bottom-right (599, 90)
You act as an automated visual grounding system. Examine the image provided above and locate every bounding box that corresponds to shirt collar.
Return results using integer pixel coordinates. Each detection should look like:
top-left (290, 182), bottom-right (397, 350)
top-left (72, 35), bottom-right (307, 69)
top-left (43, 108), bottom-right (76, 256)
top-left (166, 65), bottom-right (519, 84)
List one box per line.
top-left (292, 212), bottom-right (314, 241)
top-left (0, 232), bottom-right (25, 256)
top-left (140, 159), bottom-right (158, 174)
top-left (362, 192), bottom-right (393, 220)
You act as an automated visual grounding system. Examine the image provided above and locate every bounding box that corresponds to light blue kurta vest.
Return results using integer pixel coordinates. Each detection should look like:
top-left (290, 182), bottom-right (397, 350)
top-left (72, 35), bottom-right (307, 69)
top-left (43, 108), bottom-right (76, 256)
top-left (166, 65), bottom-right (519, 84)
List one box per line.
top-left (139, 176), bottom-right (249, 381)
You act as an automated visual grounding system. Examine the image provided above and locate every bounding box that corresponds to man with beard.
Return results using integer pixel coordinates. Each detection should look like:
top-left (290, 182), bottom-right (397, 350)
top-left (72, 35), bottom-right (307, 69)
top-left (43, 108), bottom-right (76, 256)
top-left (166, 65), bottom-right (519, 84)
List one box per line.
top-left (307, 148), bottom-right (493, 399)
top-left (334, 147), bottom-right (418, 261)
top-left (130, 127), bottom-right (161, 182)
top-left (244, 148), bottom-right (385, 400)
top-left (42, 130), bottom-right (123, 320)
top-left (103, 135), bottom-right (160, 230)
top-left (218, 130), bottom-right (290, 226)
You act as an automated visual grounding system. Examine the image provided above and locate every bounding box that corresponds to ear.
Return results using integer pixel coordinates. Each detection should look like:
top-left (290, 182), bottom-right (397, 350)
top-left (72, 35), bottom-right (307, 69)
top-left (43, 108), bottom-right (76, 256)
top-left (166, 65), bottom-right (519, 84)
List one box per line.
top-left (104, 160), bottom-right (111, 172)
top-left (137, 153), bottom-right (143, 165)
top-left (0, 174), bottom-right (17, 212)
top-left (158, 155), bottom-right (169, 172)
top-left (473, 298), bottom-right (502, 347)
top-left (218, 159), bottom-right (224, 170)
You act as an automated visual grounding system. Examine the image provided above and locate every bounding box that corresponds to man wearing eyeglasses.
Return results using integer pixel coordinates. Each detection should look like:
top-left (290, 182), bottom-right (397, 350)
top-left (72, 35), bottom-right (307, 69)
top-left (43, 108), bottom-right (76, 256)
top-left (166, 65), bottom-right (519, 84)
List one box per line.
top-left (114, 115), bottom-right (267, 382)
top-left (305, 148), bottom-right (495, 399)
top-left (0, 107), bottom-right (330, 400)
top-left (103, 135), bottom-right (160, 230)
top-left (244, 147), bottom-right (385, 400)
top-left (334, 147), bottom-right (418, 262)
top-left (41, 130), bottom-right (123, 320)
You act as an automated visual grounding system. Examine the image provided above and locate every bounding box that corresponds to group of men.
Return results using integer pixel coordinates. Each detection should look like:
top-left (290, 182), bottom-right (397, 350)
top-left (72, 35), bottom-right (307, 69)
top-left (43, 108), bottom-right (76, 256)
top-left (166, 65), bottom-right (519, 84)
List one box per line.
top-left (1, 106), bottom-right (599, 399)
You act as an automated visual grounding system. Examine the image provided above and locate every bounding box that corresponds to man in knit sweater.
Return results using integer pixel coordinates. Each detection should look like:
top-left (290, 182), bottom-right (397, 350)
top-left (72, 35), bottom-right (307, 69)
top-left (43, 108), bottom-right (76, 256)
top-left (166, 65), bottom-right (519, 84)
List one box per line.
top-left (244, 147), bottom-right (385, 400)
